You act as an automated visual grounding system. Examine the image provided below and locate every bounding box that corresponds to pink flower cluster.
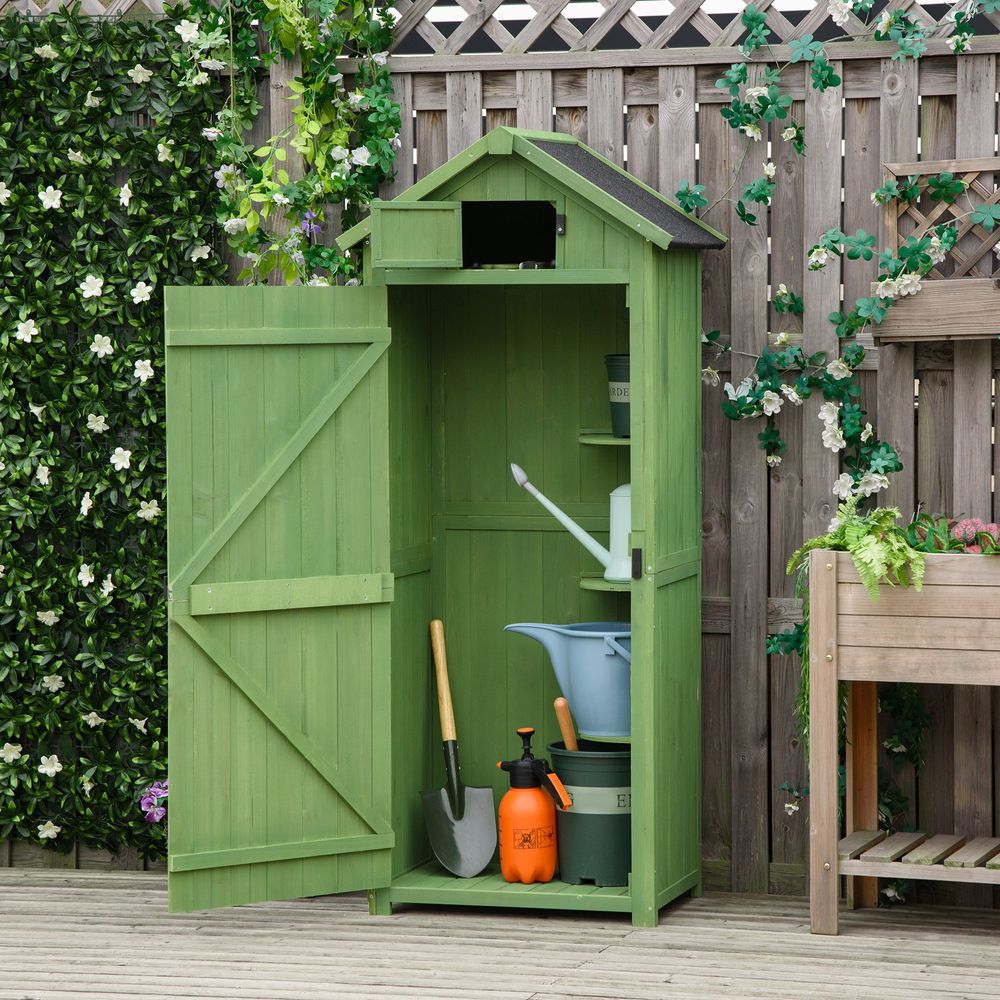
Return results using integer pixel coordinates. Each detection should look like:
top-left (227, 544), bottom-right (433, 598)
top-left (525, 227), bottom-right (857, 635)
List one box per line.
top-left (952, 518), bottom-right (1000, 554)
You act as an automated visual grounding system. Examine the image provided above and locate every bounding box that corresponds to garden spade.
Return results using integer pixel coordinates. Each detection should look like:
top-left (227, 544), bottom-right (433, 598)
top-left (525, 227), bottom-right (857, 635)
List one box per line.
top-left (422, 620), bottom-right (497, 877)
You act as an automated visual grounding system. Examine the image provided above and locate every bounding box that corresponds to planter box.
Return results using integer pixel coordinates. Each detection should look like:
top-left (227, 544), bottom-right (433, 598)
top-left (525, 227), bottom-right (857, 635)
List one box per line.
top-left (808, 549), bottom-right (1000, 934)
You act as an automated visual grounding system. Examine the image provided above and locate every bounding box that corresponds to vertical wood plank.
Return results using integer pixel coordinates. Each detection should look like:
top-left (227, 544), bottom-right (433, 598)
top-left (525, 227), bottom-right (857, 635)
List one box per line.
top-left (845, 681), bottom-right (879, 909)
top-left (626, 105), bottom-right (658, 188)
top-left (658, 66), bottom-right (695, 198)
top-left (415, 111), bottom-right (448, 181)
top-left (268, 52), bottom-right (305, 278)
top-left (382, 73), bottom-right (414, 200)
top-left (446, 72), bottom-right (483, 158)
top-left (516, 70), bottom-right (553, 131)
top-left (809, 551), bottom-right (839, 935)
top-left (877, 58), bottom-right (918, 519)
top-left (729, 66), bottom-right (769, 895)
top-left (952, 54), bottom-right (996, 908)
top-left (587, 67), bottom-right (624, 165)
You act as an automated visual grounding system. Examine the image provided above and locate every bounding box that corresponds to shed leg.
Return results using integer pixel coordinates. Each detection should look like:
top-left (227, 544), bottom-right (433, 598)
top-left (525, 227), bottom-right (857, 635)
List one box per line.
top-left (846, 681), bottom-right (879, 909)
top-left (368, 887), bottom-right (392, 916)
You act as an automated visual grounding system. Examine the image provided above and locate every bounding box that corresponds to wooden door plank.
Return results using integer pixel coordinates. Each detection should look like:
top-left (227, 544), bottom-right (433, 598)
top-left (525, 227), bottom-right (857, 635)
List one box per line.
top-left (902, 834), bottom-right (967, 865)
top-left (837, 830), bottom-right (884, 860)
top-left (860, 830), bottom-right (928, 862)
top-left (943, 837), bottom-right (1000, 868)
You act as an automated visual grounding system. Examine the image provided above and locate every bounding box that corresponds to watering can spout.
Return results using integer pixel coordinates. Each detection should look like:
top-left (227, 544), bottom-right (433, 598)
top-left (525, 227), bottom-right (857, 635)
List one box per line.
top-left (504, 624), bottom-right (572, 681)
top-left (509, 463), bottom-right (612, 570)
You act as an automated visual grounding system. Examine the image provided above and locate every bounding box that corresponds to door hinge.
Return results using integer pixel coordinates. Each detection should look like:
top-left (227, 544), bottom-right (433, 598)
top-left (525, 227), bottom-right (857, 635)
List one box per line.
top-left (555, 213), bottom-right (566, 236)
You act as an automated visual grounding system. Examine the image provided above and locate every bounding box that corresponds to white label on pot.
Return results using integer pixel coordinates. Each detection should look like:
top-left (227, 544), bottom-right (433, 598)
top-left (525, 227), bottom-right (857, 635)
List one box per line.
top-left (562, 785), bottom-right (631, 814)
top-left (608, 381), bottom-right (630, 402)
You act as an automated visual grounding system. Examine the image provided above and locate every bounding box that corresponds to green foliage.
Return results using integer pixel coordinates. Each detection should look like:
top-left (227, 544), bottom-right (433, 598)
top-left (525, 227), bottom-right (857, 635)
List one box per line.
top-left (789, 35), bottom-right (824, 62)
top-left (739, 4), bottom-right (771, 55)
top-left (772, 284), bottom-right (804, 316)
top-left (674, 181), bottom-right (708, 213)
top-left (0, 5), bottom-right (227, 855)
top-left (971, 204), bottom-right (1000, 231)
top-left (926, 171), bottom-right (967, 203)
top-left (810, 55), bottom-right (841, 92)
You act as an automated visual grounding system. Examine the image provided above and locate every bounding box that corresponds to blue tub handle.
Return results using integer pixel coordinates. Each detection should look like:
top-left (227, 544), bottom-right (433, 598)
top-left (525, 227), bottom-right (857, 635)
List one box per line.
top-left (603, 635), bottom-right (631, 663)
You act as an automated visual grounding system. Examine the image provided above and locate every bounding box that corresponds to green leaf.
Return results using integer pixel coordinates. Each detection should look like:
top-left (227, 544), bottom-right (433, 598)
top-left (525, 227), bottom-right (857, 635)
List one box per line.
top-left (789, 35), bottom-right (824, 63)
top-left (971, 204), bottom-right (1000, 231)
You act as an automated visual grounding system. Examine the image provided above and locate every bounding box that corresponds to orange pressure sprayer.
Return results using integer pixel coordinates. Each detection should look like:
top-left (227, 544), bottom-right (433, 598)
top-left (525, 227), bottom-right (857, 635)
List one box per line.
top-left (497, 727), bottom-right (572, 884)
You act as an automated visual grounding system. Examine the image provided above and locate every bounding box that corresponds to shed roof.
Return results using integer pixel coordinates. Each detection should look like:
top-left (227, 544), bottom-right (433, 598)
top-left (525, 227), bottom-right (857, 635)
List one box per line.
top-left (338, 128), bottom-right (726, 254)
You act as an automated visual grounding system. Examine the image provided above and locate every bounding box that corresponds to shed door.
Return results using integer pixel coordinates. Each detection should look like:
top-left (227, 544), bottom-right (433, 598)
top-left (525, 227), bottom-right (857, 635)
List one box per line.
top-left (164, 286), bottom-right (394, 912)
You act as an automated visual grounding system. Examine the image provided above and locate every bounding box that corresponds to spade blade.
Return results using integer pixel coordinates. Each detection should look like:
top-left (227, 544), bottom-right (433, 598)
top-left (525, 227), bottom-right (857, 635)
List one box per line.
top-left (421, 784), bottom-right (497, 878)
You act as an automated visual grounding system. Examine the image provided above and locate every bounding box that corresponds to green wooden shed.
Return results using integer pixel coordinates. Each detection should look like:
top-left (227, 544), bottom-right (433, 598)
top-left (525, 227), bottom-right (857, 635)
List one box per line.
top-left (164, 127), bottom-right (725, 927)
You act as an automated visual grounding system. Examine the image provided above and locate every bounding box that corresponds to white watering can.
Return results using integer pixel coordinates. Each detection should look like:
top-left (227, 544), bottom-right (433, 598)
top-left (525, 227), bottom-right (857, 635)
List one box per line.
top-left (510, 463), bottom-right (632, 583)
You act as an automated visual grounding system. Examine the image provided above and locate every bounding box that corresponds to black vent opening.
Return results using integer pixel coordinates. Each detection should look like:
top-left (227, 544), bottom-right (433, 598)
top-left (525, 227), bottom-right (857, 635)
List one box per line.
top-left (462, 201), bottom-right (557, 268)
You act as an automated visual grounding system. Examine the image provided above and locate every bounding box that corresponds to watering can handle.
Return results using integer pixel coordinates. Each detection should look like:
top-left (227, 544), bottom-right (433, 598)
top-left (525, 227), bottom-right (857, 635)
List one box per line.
top-left (604, 635), bottom-right (631, 663)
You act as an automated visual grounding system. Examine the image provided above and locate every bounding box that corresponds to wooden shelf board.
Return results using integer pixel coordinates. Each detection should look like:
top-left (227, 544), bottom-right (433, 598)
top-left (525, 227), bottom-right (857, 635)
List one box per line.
top-left (391, 861), bottom-right (632, 913)
top-left (840, 829), bottom-right (1000, 883)
top-left (579, 574), bottom-right (632, 592)
top-left (840, 858), bottom-right (1000, 884)
top-left (578, 430), bottom-right (631, 446)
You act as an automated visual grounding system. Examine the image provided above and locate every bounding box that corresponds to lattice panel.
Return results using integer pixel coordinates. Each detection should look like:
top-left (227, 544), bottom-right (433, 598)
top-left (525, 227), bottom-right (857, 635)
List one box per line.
top-left (887, 157), bottom-right (1000, 280)
top-left (390, 0), bottom-right (1000, 55)
top-left (0, 0), bottom-right (163, 15)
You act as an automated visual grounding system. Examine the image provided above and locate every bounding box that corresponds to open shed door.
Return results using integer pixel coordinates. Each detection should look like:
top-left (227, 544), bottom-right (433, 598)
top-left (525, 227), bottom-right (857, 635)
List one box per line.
top-left (164, 286), bottom-right (394, 912)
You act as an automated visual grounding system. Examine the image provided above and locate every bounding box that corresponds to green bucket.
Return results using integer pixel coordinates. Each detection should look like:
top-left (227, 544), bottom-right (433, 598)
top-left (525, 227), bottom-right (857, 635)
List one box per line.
top-left (604, 354), bottom-right (630, 438)
top-left (549, 739), bottom-right (631, 887)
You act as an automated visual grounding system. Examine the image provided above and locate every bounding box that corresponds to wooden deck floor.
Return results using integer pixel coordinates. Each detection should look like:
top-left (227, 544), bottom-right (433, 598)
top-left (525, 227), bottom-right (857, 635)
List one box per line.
top-left (3, 871), bottom-right (1000, 999)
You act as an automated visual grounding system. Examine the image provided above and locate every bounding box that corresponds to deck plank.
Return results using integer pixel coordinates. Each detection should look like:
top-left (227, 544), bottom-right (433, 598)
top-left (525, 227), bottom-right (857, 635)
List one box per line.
top-left (4, 871), bottom-right (1000, 998)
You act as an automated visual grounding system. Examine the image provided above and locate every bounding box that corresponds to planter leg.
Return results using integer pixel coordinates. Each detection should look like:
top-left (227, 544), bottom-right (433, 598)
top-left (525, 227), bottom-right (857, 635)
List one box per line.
top-left (368, 887), bottom-right (392, 916)
top-left (846, 680), bottom-right (879, 910)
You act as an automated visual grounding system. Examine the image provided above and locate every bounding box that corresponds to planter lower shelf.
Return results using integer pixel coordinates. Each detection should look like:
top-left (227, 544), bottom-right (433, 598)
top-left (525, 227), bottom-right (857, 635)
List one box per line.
top-left (838, 830), bottom-right (1000, 884)
top-left (390, 860), bottom-right (633, 912)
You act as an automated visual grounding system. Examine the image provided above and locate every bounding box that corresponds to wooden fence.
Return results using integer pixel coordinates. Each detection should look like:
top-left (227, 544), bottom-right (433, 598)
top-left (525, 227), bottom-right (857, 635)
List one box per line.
top-left (6, 0), bottom-right (1000, 902)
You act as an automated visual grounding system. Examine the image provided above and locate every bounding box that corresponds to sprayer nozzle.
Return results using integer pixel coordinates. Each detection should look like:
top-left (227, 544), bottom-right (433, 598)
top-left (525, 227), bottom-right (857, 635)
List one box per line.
top-left (510, 463), bottom-right (529, 488)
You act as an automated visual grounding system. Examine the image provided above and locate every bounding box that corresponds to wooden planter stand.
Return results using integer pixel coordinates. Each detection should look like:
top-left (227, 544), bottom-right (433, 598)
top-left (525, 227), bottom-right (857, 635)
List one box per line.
top-left (809, 549), bottom-right (1000, 934)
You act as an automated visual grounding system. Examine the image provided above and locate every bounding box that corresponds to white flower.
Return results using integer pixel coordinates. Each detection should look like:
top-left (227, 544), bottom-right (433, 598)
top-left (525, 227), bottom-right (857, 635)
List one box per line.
top-left (762, 161), bottom-right (776, 180)
top-left (861, 422), bottom-right (873, 443)
top-left (766, 454), bottom-right (782, 467)
top-left (724, 374), bottom-right (756, 401)
top-left (36, 755), bottom-right (60, 783)
top-left (77, 563), bottom-right (95, 587)
top-left (0, 180), bottom-right (10, 204)
top-left (929, 235), bottom-right (946, 265)
top-left (822, 424), bottom-right (846, 452)
top-left (330, 145), bottom-right (349, 161)
top-left (347, 91), bottom-right (365, 109)
top-left (84, 90), bottom-right (101, 108)
top-left (774, 331), bottom-right (789, 345)
top-left (818, 401), bottom-right (840, 425)
top-left (273, 193), bottom-right (290, 206)
top-left (827, 0), bottom-right (851, 27)
top-left (138, 498), bottom-right (162, 521)
top-left (190, 244), bottom-right (212, 262)
top-left (119, 182), bottom-right (132, 208)
top-left (80, 274), bottom-right (104, 299)
top-left (130, 717), bottom-right (148, 734)
top-left (896, 273), bottom-right (922, 296)
top-left (36, 610), bottom-right (60, 626)
top-left (100, 574), bottom-right (115, 597)
top-left (875, 9), bottom-right (893, 34)
top-left (80, 491), bottom-right (93, 516)
top-left (214, 163), bottom-right (240, 188)
top-left (745, 85), bottom-right (768, 102)
top-left (16, 318), bottom-right (39, 343)
top-left (90, 334), bottom-right (113, 358)
top-left (828, 517), bottom-right (841, 532)
top-left (328, 72), bottom-right (344, 86)
top-left (875, 277), bottom-right (898, 299)
top-left (128, 63), bottom-right (153, 84)
top-left (223, 217), bottom-right (247, 234)
top-left (134, 359), bottom-right (154, 383)
top-left (307, 275), bottom-right (330, 287)
top-left (391, 133), bottom-right (402, 150)
top-left (761, 390), bottom-right (783, 416)
top-left (950, 33), bottom-right (971, 54)
top-left (82, 711), bottom-right (105, 728)
top-left (0, 565), bottom-right (4, 577)
top-left (130, 281), bottom-right (154, 305)
top-left (882, 884), bottom-right (904, 902)
top-left (833, 473), bottom-right (854, 500)
top-left (29, 403), bottom-right (44, 420)
top-left (741, 124), bottom-right (762, 142)
top-left (784, 801), bottom-right (800, 815)
top-left (1, 743), bottom-right (23, 764)
top-left (202, 127), bottom-right (222, 141)
top-left (192, 71), bottom-right (210, 86)
top-left (41, 674), bottom-right (64, 693)
top-left (68, 149), bottom-right (85, 164)
top-left (35, 465), bottom-right (50, 486)
top-left (372, 50), bottom-right (388, 65)
top-left (780, 384), bottom-right (802, 405)
top-left (175, 18), bottom-right (200, 43)
top-left (82, 779), bottom-right (94, 795)
top-left (701, 367), bottom-right (721, 387)
top-left (34, 44), bottom-right (58, 60)
top-left (157, 141), bottom-right (174, 163)
top-left (201, 58), bottom-right (226, 71)
top-left (37, 820), bottom-right (61, 839)
top-left (110, 447), bottom-right (132, 472)
top-left (857, 471), bottom-right (890, 497)
top-left (38, 186), bottom-right (62, 210)
top-left (808, 246), bottom-right (830, 269)
top-left (826, 359), bottom-right (851, 380)
top-left (351, 147), bottom-right (372, 167)
top-left (86, 413), bottom-right (108, 433)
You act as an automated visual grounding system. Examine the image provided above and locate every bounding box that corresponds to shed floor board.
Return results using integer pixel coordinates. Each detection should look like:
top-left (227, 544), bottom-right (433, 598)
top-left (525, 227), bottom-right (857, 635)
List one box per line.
top-left (3, 872), bottom-right (1000, 998)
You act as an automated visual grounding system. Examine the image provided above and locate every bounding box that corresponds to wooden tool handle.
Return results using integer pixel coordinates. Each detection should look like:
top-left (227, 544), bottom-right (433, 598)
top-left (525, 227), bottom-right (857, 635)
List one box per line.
top-left (430, 620), bottom-right (457, 742)
top-left (554, 697), bottom-right (578, 751)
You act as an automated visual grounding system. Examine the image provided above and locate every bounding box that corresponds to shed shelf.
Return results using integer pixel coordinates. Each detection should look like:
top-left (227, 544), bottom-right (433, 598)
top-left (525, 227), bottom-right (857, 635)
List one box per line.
top-left (579, 430), bottom-right (630, 446)
top-left (838, 830), bottom-right (1000, 884)
top-left (579, 574), bottom-right (632, 592)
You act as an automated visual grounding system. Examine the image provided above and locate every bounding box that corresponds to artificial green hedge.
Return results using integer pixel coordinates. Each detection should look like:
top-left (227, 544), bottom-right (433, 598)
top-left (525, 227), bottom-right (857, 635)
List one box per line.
top-left (0, 7), bottom-right (226, 856)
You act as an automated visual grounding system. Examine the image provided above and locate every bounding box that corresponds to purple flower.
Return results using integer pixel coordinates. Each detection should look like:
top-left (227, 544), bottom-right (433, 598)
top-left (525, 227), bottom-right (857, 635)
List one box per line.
top-left (143, 806), bottom-right (166, 823)
top-left (299, 211), bottom-right (321, 237)
top-left (140, 794), bottom-right (158, 812)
